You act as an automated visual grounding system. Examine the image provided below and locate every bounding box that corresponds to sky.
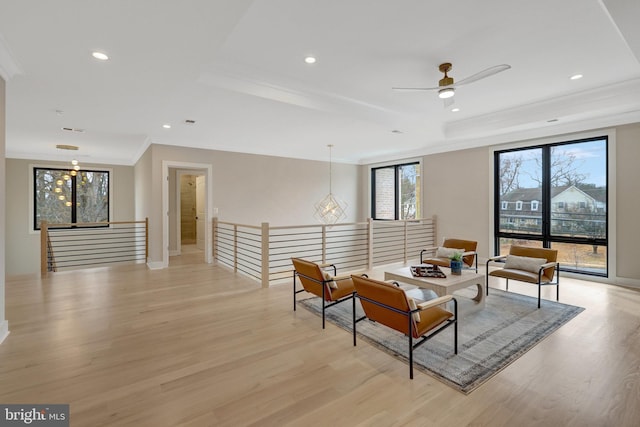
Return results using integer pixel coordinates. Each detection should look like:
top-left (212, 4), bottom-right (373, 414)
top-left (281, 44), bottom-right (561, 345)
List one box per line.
top-left (501, 139), bottom-right (607, 188)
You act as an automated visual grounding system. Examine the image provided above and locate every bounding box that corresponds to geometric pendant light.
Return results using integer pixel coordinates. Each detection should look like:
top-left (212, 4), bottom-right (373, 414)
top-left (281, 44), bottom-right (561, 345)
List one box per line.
top-left (314, 144), bottom-right (347, 224)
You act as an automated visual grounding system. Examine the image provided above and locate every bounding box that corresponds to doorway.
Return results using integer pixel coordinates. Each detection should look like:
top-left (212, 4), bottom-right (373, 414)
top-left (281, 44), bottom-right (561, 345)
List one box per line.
top-left (176, 172), bottom-right (206, 261)
top-left (163, 161), bottom-right (213, 268)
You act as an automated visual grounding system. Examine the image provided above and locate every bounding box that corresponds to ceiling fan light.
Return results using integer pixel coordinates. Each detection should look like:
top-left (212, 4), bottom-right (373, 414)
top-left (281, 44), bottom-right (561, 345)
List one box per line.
top-left (438, 88), bottom-right (455, 99)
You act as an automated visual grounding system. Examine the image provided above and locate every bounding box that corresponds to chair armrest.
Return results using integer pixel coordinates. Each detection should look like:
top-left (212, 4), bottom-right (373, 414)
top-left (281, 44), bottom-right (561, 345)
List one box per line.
top-left (461, 250), bottom-right (477, 257)
top-left (417, 295), bottom-right (453, 310)
top-left (334, 272), bottom-right (368, 281)
top-left (539, 262), bottom-right (558, 270)
top-left (421, 246), bottom-right (438, 253)
top-left (318, 262), bottom-right (334, 268)
top-left (487, 254), bottom-right (507, 262)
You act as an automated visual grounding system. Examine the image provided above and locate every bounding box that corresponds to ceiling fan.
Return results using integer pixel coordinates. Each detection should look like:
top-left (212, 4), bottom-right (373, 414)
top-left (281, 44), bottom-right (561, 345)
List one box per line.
top-left (392, 62), bottom-right (511, 106)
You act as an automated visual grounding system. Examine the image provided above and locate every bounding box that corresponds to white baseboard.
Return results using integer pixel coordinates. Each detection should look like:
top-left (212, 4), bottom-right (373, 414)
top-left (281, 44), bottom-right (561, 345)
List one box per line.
top-left (147, 261), bottom-right (165, 270)
top-left (0, 320), bottom-right (9, 345)
top-left (616, 276), bottom-right (640, 289)
top-left (169, 250), bottom-right (180, 256)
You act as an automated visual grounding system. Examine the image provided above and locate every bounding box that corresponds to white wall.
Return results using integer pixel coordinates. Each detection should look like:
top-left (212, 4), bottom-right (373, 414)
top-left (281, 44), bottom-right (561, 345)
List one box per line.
top-left (615, 123), bottom-right (640, 281)
top-left (0, 76), bottom-right (8, 343)
top-left (136, 144), bottom-right (361, 265)
top-left (410, 124), bottom-right (640, 282)
top-left (5, 159), bottom-right (135, 276)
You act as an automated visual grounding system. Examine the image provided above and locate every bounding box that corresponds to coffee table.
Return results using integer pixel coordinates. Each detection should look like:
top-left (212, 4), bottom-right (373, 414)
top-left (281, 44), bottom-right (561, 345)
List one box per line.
top-left (384, 266), bottom-right (486, 311)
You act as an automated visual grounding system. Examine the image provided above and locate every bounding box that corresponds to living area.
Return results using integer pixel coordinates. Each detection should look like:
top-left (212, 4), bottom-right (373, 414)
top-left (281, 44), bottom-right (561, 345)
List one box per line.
top-left (2, 1), bottom-right (640, 426)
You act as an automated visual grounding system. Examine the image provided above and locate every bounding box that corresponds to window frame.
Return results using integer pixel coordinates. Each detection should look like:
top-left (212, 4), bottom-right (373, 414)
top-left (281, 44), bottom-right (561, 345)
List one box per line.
top-left (32, 165), bottom-right (112, 231)
top-left (493, 136), bottom-right (609, 277)
top-left (370, 160), bottom-right (421, 220)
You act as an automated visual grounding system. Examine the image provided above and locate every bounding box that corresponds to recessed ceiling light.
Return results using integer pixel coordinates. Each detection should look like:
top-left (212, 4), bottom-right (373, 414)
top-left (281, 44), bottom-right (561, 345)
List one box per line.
top-left (304, 56), bottom-right (317, 64)
top-left (451, 107), bottom-right (460, 112)
top-left (92, 51), bottom-right (109, 61)
top-left (570, 74), bottom-right (583, 80)
top-left (162, 124), bottom-right (171, 129)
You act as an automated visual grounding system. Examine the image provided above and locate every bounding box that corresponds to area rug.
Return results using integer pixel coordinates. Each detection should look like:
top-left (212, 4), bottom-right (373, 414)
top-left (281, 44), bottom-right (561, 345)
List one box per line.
top-left (299, 289), bottom-right (584, 394)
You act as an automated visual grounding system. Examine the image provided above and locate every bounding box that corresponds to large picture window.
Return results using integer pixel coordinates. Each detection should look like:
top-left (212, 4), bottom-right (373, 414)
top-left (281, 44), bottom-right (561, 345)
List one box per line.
top-left (34, 167), bottom-right (110, 230)
top-left (495, 138), bottom-right (608, 276)
top-left (371, 162), bottom-right (421, 220)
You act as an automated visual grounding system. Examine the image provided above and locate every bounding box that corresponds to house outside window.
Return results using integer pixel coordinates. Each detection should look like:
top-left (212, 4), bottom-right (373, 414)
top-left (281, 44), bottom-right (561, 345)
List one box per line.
top-left (495, 137), bottom-right (608, 276)
top-left (34, 167), bottom-right (110, 230)
top-left (501, 201), bottom-right (508, 210)
top-left (371, 162), bottom-right (421, 220)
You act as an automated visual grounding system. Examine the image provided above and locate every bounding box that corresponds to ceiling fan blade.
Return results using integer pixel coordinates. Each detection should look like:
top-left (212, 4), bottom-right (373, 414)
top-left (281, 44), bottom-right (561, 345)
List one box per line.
top-left (455, 64), bottom-right (511, 86)
top-left (391, 85), bottom-right (440, 91)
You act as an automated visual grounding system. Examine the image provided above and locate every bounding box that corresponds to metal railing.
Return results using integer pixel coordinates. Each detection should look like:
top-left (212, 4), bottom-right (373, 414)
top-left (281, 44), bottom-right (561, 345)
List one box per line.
top-left (213, 216), bottom-right (437, 287)
top-left (41, 219), bottom-right (148, 275)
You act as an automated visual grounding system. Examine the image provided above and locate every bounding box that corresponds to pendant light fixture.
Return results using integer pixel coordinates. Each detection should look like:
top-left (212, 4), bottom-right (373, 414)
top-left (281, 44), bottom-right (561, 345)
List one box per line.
top-left (314, 144), bottom-right (347, 224)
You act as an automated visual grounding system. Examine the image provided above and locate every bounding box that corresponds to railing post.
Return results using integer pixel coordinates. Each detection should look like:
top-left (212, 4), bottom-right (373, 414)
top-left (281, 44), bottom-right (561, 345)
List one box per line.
top-left (212, 217), bottom-right (218, 260)
top-left (404, 219), bottom-right (408, 262)
top-left (261, 222), bottom-right (269, 288)
top-left (322, 225), bottom-right (327, 264)
top-left (432, 214), bottom-right (438, 246)
top-left (368, 218), bottom-right (374, 270)
top-left (145, 217), bottom-right (149, 262)
top-left (233, 224), bottom-right (238, 272)
top-left (40, 221), bottom-right (48, 277)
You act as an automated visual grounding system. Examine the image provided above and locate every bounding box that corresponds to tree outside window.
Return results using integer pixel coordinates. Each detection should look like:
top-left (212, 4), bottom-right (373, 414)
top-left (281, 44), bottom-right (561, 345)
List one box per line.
top-left (34, 167), bottom-right (109, 229)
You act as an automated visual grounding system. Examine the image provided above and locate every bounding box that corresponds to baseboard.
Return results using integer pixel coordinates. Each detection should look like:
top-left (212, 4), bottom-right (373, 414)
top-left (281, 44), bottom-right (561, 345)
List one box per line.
top-left (616, 277), bottom-right (640, 289)
top-left (0, 320), bottom-right (9, 345)
top-left (169, 250), bottom-right (180, 257)
top-left (146, 261), bottom-right (165, 270)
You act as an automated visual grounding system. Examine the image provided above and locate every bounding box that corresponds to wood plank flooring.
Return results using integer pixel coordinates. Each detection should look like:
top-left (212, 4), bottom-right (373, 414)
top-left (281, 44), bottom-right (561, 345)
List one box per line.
top-left (1, 254), bottom-right (639, 426)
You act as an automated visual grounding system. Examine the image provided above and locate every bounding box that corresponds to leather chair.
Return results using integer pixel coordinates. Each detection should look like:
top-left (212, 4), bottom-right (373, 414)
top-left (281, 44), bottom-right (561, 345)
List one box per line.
top-left (351, 275), bottom-right (457, 379)
top-left (420, 238), bottom-right (478, 272)
top-left (292, 257), bottom-right (362, 329)
top-left (486, 245), bottom-right (559, 308)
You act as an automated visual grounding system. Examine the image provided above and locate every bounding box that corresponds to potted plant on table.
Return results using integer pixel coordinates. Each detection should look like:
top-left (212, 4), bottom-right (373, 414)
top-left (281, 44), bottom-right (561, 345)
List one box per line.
top-left (450, 251), bottom-right (463, 275)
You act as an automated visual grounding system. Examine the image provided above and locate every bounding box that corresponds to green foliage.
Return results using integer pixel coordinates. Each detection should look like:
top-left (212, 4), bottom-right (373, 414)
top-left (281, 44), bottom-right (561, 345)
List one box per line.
top-left (450, 251), bottom-right (463, 262)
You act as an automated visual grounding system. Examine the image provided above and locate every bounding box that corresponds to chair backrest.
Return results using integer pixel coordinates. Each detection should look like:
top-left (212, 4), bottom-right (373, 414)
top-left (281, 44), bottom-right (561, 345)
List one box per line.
top-left (291, 257), bottom-right (332, 300)
top-left (509, 245), bottom-right (558, 281)
top-left (351, 275), bottom-right (415, 335)
top-left (442, 238), bottom-right (477, 268)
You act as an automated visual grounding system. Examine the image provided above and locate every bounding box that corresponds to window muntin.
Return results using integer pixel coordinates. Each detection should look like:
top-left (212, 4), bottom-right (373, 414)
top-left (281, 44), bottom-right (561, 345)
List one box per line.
top-left (371, 162), bottom-right (420, 220)
top-left (495, 138), bottom-right (608, 276)
top-left (34, 167), bottom-right (110, 230)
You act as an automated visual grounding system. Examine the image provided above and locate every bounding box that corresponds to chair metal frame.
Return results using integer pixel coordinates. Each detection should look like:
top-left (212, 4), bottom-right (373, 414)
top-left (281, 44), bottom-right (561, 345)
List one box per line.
top-left (293, 261), bottom-right (365, 329)
top-left (352, 286), bottom-right (458, 379)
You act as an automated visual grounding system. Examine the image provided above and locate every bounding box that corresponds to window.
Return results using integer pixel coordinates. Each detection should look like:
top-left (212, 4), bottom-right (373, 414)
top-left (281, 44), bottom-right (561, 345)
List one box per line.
top-left (515, 201), bottom-right (523, 211)
top-left (371, 162), bottom-right (420, 220)
top-left (501, 201), bottom-right (508, 210)
top-left (495, 137), bottom-right (608, 276)
top-left (34, 167), bottom-right (110, 230)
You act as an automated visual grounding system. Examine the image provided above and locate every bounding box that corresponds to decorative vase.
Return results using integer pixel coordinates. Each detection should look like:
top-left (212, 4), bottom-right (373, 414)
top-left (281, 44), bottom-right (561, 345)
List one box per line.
top-left (450, 259), bottom-right (463, 275)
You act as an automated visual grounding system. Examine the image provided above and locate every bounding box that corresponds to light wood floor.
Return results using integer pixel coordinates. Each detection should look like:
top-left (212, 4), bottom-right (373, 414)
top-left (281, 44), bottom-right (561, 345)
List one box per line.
top-left (1, 256), bottom-right (639, 426)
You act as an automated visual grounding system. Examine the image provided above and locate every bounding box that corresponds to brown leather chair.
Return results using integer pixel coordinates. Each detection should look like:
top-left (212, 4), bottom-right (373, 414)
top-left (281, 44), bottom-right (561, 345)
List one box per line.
top-left (292, 257), bottom-right (361, 329)
top-left (351, 275), bottom-right (457, 379)
top-left (420, 238), bottom-right (478, 272)
top-left (486, 245), bottom-right (559, 308)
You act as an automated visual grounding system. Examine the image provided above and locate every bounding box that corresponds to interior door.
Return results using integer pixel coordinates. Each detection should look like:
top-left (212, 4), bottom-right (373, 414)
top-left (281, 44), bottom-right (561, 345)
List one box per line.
top-left (195, 175), bottom-right (206, 251)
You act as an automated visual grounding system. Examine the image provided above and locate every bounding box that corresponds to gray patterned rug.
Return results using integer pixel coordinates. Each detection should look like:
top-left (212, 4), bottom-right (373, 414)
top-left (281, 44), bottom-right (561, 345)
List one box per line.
top-left (299, 288), bottom-right (584, 394)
